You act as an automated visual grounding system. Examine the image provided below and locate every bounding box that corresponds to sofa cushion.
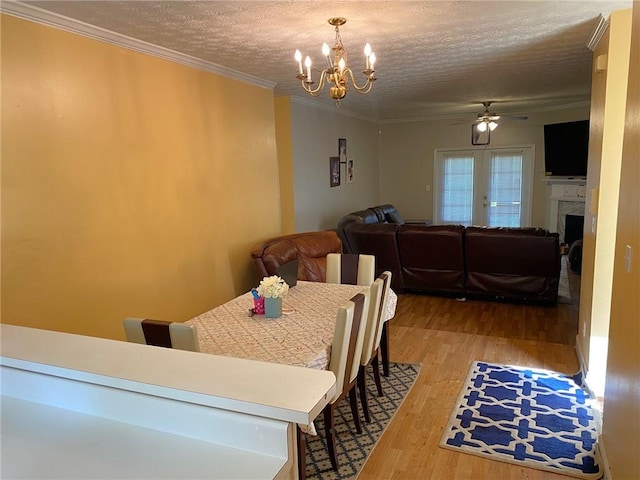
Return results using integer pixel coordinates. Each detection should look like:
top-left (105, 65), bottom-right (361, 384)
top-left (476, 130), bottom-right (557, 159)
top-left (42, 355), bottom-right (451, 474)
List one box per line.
top-left (464, 226), bottom-right (560, 303)
top-left (397, 224), bottom-right (465, 294)
top-left (337, 209), bottom-right (383, 252)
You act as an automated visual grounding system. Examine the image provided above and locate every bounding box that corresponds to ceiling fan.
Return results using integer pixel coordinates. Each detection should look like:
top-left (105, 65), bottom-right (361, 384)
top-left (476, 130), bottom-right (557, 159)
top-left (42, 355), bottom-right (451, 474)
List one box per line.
top-left (453, 101), bottom-right (529, 130)
top-left (471, 101), bottom-right (528, 132)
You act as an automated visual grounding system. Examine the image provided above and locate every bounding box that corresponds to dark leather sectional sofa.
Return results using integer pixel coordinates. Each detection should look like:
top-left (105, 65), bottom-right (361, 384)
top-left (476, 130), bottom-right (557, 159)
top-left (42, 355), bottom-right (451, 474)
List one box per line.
top-left (337, 204), bottom-right (561, 304)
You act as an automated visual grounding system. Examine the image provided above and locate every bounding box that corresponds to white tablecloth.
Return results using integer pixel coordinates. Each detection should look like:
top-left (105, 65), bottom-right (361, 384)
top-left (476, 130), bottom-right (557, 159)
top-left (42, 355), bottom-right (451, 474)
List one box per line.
top-left (186, 281), bottom-right (397, 371)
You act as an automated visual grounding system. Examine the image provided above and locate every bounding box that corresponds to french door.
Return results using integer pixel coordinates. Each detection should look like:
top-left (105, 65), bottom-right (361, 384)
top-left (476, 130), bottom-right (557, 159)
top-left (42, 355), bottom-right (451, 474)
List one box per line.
top-left (434, 147), bottom-right (533, 227)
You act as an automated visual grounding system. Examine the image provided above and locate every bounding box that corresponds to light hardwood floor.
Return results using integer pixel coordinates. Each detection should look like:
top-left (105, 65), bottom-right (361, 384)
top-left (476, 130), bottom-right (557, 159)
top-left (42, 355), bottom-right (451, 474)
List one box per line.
top-left (358, 292), bottom-right (581, 480)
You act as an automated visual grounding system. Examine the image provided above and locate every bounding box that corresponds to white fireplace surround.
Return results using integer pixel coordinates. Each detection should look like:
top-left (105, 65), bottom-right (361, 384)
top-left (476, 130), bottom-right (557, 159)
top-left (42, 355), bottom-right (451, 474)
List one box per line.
top-left (548, 182), bottom-right (586, 244)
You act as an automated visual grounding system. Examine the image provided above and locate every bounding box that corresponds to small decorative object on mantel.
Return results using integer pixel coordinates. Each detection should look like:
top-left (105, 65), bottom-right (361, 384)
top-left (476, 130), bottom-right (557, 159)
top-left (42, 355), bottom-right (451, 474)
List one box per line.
top-left (256, 275), bottom-right (289, 318)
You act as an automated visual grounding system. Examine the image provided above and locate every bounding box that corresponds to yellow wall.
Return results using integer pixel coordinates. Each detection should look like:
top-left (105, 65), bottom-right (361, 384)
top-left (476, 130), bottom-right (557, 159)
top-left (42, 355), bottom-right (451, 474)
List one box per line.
top-left (578, 28), bottom-right (609, 366)
top-left (578, 9), bottom-right (631, 377)
top-left (1, 15), bottom-right (282, 340)
top-left (603, 3), bottom-right (640, 476)
top-left (274, 97), bottom-right (295, 233)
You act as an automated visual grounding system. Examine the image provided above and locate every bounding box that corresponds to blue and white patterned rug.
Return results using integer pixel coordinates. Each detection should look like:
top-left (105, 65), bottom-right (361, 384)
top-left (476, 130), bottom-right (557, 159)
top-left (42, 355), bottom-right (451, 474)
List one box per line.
top-left (440, 361), bottom-right (602, 479)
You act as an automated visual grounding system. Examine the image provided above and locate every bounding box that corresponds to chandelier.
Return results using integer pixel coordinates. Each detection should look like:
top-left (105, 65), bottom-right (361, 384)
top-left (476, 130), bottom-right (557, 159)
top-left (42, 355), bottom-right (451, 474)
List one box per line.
top-left (294, 17), bottom-right (376, 106)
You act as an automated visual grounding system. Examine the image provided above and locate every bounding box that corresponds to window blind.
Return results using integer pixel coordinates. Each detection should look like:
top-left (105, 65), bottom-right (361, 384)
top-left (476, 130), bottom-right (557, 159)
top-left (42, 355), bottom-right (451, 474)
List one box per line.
top-left (487, 152), bottom-right (523, 227)
top-left (441, 154), bottom-right (473, 225)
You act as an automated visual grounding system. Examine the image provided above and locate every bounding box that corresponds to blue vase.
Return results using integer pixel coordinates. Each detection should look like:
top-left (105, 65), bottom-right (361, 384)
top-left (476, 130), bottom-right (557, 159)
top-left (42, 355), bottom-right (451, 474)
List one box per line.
top-left (264, 297), bottom-right (282, 318)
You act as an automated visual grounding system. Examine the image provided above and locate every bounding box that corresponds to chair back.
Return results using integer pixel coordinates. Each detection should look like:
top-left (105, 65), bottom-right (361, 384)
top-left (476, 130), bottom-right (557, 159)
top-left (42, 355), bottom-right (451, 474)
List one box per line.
top-left (328, 291), bottom-right (369, 402)
top-left (326, 253), bottom-right (375, 286)
top-left (123, 318), bottom-right (200, 352)
top-left (373, 272), bottom-right (392, 351)
top-left (360, 277), bottom-right (384, 366)
top-left (348, 291), bottom-right (370, 384)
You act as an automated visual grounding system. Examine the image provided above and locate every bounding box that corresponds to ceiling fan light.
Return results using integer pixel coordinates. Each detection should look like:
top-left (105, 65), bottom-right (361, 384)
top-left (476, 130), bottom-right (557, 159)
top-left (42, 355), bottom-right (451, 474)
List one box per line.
top-left (488, 121), bottom-right (498, 131)
top-left (476, 121), bottom-right (488, 132)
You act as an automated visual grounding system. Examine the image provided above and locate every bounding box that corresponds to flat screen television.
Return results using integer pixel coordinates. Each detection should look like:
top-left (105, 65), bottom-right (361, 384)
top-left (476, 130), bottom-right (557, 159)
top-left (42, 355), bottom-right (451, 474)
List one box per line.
top-left (543, 120), bottom-right (589, 178)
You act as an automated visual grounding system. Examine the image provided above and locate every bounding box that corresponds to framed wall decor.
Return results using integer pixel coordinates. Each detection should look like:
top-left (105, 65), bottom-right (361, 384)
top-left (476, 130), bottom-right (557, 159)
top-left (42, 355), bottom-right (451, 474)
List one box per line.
top-left (347, 158), bottom-right (354, 183)
top-left (471, 124), bottom-right (490, 145)
top-left (330, 156), bottom-right (341, 187)
top-left (338, 138), bottom-right (347, 164)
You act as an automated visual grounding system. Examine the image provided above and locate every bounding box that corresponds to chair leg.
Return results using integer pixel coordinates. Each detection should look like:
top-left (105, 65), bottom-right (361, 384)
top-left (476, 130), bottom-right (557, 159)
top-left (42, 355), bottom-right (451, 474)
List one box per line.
top-left (348, 386), bottom-right (362, 434)
top-left (357, 366), bottom-right (371, 423)
top-left (381, 322), bottom-right (390, 377)
top-left (324, 404), bottom-right (338, 471)
top-left (372, 354), bottom-right (384, 397)
top-left (297, 427), bottom-right (306, 480)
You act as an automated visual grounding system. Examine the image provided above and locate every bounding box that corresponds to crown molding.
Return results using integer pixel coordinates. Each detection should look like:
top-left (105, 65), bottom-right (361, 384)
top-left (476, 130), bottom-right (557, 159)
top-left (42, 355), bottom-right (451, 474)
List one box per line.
top-left (0, 1), bottom-right (276, 90)
top-left (378, 100), bottom-right (591, 125)
top-left (586, 14), bottom-right (609, 52)
top-left (289, 95), bottom-right (378, 123)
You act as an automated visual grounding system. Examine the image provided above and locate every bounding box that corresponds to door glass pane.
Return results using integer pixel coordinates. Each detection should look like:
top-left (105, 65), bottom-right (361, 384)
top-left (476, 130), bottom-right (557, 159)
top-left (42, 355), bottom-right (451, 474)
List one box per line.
top-left (487, 152), bottom-right (523, 227)
top-left (441, 155), bottom-right (473, 225)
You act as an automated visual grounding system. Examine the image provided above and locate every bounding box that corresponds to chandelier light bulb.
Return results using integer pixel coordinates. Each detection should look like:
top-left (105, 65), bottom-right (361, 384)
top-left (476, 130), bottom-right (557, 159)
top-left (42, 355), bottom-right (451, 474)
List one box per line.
top-left (322, 42), bottom-right (330, 56)
top-left (304, 56), bottom-right (312, 82)
top-left (489, 121), bottom-right (498, 131)
top-left (338, 58), bottom-right (346, 72)
top-left (294, 50), bottom-right (303, 75)
top-left (369, 52), bottom-right (376, 69)
top-left (476, 121), bottom-right (488, 132)
top-left (364, 43), bottom-right (372, 57)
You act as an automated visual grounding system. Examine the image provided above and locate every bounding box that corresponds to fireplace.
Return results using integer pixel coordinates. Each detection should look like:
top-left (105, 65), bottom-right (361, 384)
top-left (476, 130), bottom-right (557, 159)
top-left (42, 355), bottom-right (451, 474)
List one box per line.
top-left (565, 214), bottom-right (584, 247)
top-left (556, 200), bottom-right (585, 244)
top-left (547, 181), bottom-right (586, 243)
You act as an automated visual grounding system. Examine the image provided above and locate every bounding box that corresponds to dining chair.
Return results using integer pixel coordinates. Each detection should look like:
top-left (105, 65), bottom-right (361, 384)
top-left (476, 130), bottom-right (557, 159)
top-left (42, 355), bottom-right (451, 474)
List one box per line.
top-left (323, 290), bottom-right (370, 471)
top-left (123, 317), bottom-right (200, 352)
top-left (357, 271), bottom-right (392, 423)
top-left (325, 253), bottom-right (375, 286)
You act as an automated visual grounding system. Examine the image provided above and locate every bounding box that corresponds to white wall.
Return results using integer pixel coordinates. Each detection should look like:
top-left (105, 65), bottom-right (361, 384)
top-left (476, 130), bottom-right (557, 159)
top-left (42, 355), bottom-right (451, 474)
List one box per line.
top-left (289, 101), bottom-right (592, 232)
top-left (378, 106), bottom-right (590, 227)
top-left (290, 99), bottom-right (380, 232)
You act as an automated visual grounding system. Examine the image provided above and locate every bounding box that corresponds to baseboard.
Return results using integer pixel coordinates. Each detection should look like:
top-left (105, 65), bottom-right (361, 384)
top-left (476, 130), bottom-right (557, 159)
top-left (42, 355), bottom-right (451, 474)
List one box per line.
top-left (576, 338), bottom-right (610, 479)
top-left (575, 334), bottom-right (589, 377)
top-left (597, 435), bottom-right (613, 479)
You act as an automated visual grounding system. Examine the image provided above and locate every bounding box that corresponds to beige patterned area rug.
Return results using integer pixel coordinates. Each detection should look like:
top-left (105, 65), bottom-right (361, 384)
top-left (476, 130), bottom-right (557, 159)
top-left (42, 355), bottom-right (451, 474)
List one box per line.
top-left (305, 362), bottom-right (420, 480)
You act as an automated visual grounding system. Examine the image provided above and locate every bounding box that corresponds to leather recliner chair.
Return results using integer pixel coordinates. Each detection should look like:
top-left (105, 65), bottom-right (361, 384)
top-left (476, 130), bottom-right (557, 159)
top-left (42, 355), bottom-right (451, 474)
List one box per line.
top-left (250, 230), bottom-right (342, 283)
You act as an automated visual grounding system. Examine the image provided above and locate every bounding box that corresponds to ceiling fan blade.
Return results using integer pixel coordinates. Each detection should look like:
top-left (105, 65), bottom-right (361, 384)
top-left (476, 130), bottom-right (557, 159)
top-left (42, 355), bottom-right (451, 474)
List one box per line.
top-left (503, 115), bottom-right (529, 121)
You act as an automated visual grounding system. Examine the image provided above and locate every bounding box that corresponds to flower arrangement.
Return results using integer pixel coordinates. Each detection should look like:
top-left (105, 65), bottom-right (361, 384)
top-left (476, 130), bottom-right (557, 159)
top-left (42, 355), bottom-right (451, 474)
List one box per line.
top-left (256, 275), bottom-right (289, 299)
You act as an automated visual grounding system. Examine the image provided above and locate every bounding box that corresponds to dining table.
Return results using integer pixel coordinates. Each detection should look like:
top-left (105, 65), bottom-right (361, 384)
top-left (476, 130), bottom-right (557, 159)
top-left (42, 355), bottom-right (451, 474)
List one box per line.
top-left (186, 280), bottom-right (397, 372)
top-left (186, 280), bottom-right (397, 479)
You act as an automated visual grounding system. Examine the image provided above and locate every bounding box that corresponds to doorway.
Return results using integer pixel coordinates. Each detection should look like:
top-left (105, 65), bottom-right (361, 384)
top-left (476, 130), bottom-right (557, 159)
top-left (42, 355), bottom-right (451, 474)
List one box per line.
top-left (433, 146), bottom-right (534, 226)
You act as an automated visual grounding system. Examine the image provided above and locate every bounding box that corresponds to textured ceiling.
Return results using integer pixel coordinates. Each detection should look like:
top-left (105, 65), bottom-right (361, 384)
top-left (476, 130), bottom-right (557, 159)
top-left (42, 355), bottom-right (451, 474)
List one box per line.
top-left (12, 0), bottom-right (632, 121)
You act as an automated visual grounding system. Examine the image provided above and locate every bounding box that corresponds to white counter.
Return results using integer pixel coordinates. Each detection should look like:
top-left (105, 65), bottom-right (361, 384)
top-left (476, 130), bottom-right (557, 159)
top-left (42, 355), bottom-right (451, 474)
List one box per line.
top-left (0, 324), bottom-right (336, 479)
